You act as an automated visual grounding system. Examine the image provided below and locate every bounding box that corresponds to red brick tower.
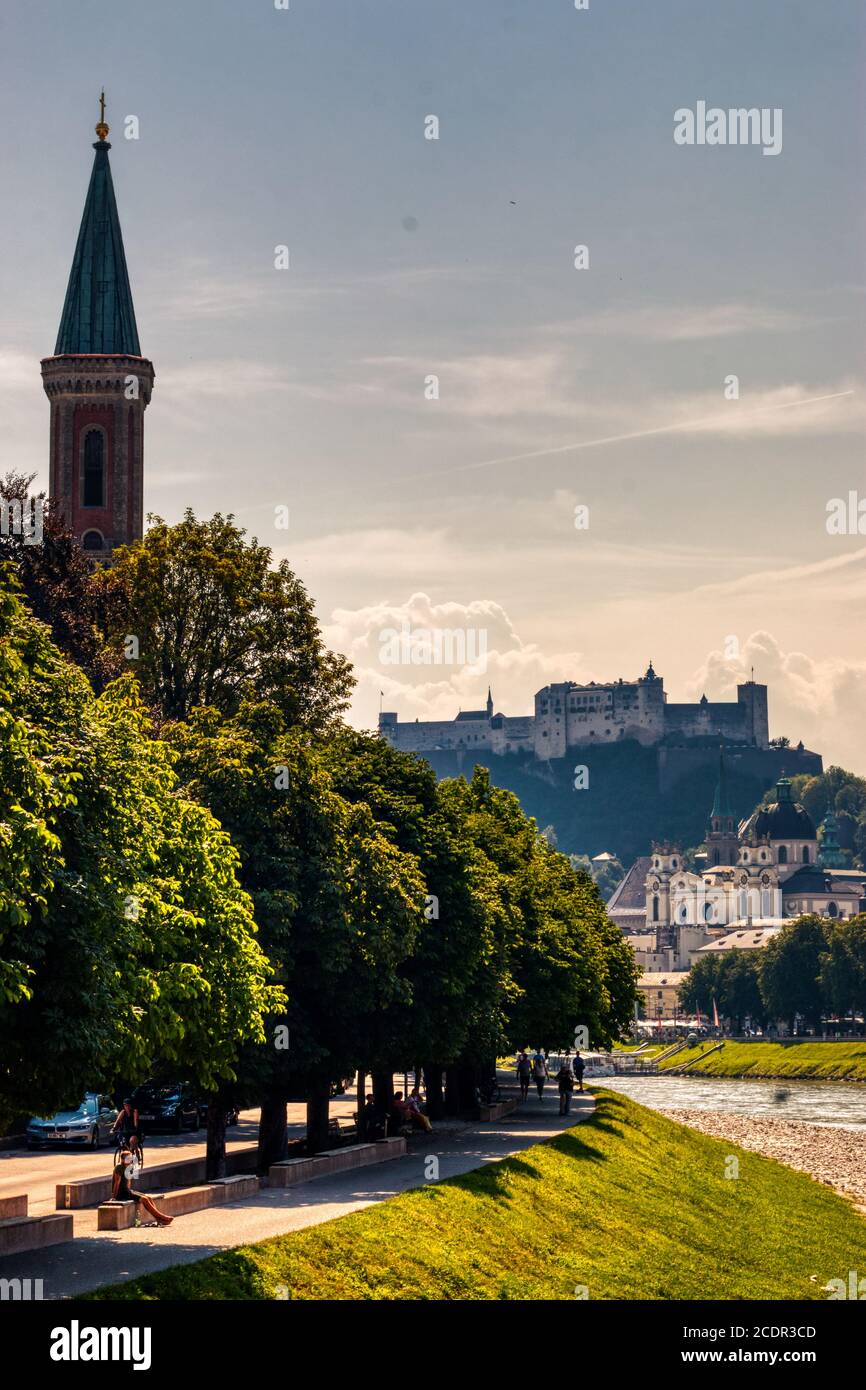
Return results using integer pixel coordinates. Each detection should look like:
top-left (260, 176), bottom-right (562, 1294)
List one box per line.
top-left (41, 94), bottom-right (154, 556)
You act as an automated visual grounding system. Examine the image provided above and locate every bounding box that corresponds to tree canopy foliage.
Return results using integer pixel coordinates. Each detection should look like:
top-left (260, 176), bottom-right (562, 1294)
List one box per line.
top-left (99, 510), bottom-right (354, 730)
top-left (0, 570), bottom-right (281, 1129)
top-left (1, 507), bottom-right (641, 1155)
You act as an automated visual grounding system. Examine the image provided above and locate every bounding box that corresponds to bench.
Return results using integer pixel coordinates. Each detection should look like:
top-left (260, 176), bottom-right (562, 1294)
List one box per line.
top-left (97, 1173), bottom-right (260, 1231)
top-left (328, 1117), bottom-right (358, 1141)
top-left (269, 1136), bottom-right (406, 1188)
top-left (57, 1143), bottom-right (259, 1209)
top-left (0, 1211), bottom-right (73, 1256)
top-left (478, 1099), bottom-right (518, 1122)
top-left (0, 1194), bottom-right (28, 1221)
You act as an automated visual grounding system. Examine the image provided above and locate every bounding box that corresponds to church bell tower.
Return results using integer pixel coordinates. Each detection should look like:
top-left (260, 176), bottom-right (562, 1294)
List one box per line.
top-left (705, 747), bottom-right (739, 866)
top-left (41, 94), bottom-right (153, 556)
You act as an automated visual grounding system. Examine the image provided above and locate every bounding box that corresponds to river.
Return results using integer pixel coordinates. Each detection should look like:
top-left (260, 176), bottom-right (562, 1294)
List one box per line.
top-left (601, 1074), bottom-right (866, 1127)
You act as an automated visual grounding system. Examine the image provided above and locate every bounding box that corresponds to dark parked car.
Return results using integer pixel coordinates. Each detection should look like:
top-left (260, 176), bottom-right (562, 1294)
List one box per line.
top-left (131, 1081), bottom-right (200, 1133)
top-left (26, 1094), bottom-right (118, 1148)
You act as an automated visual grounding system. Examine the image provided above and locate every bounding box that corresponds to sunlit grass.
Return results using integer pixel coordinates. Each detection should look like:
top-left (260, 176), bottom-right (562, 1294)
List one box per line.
top-left (658, 1040), bottom-right (866, 1080)
top-left (89, 1090), bottom-right (866, 1301)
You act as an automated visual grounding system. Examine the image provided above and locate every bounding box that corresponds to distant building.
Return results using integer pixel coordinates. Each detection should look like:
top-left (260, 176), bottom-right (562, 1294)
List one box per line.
top-left (379, 664), bottom-right (770, 757)
top-left (697, 926), bottom-right (784, 953)
top-left (610, 754), bottom-right (866, 980)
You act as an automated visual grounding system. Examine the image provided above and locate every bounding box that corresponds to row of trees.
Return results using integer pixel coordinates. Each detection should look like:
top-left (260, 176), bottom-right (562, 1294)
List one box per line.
top-left (1, 480), bottom-right (639, 1171)
top-left (679, 916), bottom-right (866, 1033)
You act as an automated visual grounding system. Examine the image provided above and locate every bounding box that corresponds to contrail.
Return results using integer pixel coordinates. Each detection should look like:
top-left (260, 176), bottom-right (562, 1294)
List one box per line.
top-left (423, 388), bottom-right (855, 478)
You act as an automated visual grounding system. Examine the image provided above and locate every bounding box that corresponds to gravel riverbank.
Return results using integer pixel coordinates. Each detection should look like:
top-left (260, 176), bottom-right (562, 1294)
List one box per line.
top-left (661, 1109), bottom-right (866, 1210)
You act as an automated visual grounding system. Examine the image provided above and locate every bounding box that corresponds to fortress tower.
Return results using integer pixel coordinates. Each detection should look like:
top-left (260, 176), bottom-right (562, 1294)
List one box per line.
top-left (41, 94), bottom-right (153, 556)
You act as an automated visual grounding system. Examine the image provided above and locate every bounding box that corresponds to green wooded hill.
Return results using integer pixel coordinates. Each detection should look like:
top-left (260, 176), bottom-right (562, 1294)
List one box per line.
top-left (421, 741), bottom-right (819, 863)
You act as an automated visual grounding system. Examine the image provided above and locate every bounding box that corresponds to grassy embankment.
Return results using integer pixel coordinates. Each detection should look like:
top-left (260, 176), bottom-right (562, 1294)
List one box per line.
top-left (657, 1040), bottom-right (866, 1080)
top-left (89, 1090), bottom-right (866, 1301)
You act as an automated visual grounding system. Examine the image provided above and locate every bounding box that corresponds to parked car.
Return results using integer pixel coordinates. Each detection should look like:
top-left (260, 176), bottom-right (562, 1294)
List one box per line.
top-left (131, 1080), bottom-right (200, 1133)
top-left (26, 1094), bottom-right (118, 1149)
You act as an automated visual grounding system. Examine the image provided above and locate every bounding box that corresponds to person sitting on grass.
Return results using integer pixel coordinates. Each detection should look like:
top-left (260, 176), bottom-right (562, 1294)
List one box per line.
top-left (112, 1141), bottom-right (172, 1227)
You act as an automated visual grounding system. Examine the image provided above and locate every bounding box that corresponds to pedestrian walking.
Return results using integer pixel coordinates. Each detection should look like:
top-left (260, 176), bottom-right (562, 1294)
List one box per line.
top-left (516, 1050), bottom-right (532, 1101)
top-left (557, 1062), bottom-right (575, 1115)
top-left (572, 1050), bottom-right (586, 1093)
top-left (532, 1049), bottom-right (548, 1100)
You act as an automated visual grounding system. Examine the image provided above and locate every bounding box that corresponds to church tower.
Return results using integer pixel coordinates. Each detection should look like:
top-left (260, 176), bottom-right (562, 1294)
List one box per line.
top-left (41, 94), bottom-right (153, 556)
top-left (705, 747), bottom-right (739, 866)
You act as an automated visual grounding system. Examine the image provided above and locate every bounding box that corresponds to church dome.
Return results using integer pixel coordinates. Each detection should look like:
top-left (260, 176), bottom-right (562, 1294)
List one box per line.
top-left (751, 777), bottom-right (816, 841)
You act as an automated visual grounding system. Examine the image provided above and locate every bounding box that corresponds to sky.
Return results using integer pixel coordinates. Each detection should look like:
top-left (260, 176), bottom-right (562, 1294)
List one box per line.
top-left (1, 0), bottom-right (865, 768)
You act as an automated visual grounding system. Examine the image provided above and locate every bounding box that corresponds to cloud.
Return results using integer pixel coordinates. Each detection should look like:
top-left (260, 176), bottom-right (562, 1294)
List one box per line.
top-left (362, 349), bottom-right (588, 420)
top-left (324, 592), bottom-right (586, 731)
top-left (550, 302), bottom-right (819, 342)
top-left (690, 631), bottom-right (866, 771)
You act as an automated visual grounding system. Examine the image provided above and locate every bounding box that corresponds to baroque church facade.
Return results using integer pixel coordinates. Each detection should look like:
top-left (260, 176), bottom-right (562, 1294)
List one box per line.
top-left (608, 754), bottom-right (865, 973)
top-left (42, 96), bottom-right (153, 556)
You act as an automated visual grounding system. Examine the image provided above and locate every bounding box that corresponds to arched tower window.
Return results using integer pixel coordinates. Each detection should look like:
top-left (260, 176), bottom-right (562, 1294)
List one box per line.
top-left (827, 901), bottom-right (838, 918)
top-left (81, 529), bottom-right (104, 551)
top-left (778, 845), bottom-right (788, 865)
top-left (652, 895), bottom-right (659, 922)
top-left (802, 846), bottom-right (810, 863)
top-left (82, 430), bottom-right (105, 507)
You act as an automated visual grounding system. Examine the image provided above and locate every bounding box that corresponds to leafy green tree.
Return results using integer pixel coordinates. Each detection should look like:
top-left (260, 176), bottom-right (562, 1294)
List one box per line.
top-left (444, 769), bottom-right (639, 1054)
top-left (165, 706), bottom-right (426, 1158)
top-left (569, 853), bottom-right (626, 899)
top-left (759, 916), bottom-right (829, 1032)
top-left (719, 952), bottom-right (766, 1032)
top-left (677, 955), bottom-right (726, 1017)
top-left (309, 746), bottom-right (639, 1111)
top-left (99, 510), bottom-right (353, 729)
top-left (0, 572), bottom-right (281, 1142)
top-left (820, 916), bottom-right (866, 1030)
top-left (0, 472), bottom-right (123, 691)
top-left (320, 734), bottom-right (515, 1115)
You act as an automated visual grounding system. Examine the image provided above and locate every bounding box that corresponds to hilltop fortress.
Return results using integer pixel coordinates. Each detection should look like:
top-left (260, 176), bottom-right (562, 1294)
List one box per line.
top-left (379, 663), bottom-right (770, 760)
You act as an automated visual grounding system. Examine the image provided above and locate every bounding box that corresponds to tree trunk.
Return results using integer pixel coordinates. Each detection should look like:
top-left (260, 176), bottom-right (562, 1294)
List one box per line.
top-left (423, 1064), bottom-right (444, 1120)
top-left (371, 1068), bottom-right (392, 1117)
top-left (443, 1066), bottom-right (460, 1116)
top-left (205, 1094), bottom-right (227, 1181)
top-left (356, 1069), bottom-right (367, 1139)
top-left (306, 1080), bottom-right (331, 1155)
top-left (258, 1092), bottom-right (288, 1172)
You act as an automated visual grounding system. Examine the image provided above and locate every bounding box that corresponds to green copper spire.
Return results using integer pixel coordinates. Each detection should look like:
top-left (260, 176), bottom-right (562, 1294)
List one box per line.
top-left (54, 93), bottom-right (141, 357)
top-left (710, 746), bottom-right (734, 821)
top-left (819, 808), bottom-right (847, 869)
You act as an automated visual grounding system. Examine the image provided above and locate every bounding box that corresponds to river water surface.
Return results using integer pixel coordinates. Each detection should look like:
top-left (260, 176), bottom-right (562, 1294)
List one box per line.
top-left (600, 1074), bottom-right (866, 1127)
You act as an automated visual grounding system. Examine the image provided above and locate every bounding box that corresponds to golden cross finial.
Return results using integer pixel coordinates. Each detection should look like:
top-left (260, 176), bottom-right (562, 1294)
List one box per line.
top-left (95, 89), bottom-right (110, 142)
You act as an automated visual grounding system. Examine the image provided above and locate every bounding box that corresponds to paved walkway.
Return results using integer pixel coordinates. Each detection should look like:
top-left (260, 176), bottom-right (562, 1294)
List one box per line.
top-left (1, 1085), bottom-right (594, 1299)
